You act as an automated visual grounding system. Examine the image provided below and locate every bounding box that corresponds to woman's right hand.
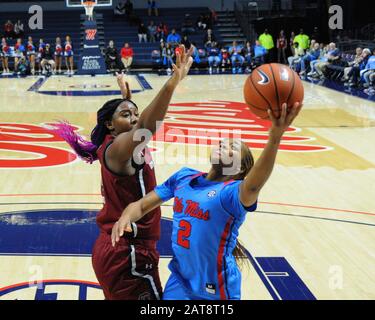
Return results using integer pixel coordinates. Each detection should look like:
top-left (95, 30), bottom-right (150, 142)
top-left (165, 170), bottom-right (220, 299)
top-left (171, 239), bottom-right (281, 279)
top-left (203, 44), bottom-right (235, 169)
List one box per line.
top-left (169, 44), bottom-right (194, 87)
top-left (111, 213), bottom-right (133, 247)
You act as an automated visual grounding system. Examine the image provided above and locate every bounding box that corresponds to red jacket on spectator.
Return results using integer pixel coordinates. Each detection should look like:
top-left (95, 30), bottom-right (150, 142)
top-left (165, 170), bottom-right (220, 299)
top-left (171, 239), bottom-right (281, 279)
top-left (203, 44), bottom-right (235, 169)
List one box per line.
top-left (121, 47), bottom-right (134, 58)
top-left (157, 24), bottom-right (168, 35)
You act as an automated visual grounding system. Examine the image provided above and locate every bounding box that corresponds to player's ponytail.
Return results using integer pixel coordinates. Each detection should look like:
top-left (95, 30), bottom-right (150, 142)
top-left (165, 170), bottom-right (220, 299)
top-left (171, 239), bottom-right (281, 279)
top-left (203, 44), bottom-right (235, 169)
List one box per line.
top-left (53, 98), bottom-right (137, 164)
top-left (233, 240), bottom-right (251, 271)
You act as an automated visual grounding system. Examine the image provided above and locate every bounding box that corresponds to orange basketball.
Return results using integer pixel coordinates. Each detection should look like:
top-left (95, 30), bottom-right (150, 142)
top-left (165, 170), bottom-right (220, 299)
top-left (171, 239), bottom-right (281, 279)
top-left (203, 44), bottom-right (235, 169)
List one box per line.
top-left (243, 63), bottom-right (304, 119)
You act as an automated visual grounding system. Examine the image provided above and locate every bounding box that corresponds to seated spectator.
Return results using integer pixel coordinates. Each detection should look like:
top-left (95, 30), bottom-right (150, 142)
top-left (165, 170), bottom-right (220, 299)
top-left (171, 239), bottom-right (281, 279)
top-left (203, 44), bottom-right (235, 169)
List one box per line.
top-left (342, 48), bottom-right (363, 81)
top-left (40, 43), bottom-right (56, 75)
top-left (190, 42), bottom-right (201, 66)
top-left (220, 45), bottom-right (230, 70)
top-left (138, 23), bottom-right (148, 43)
top-left (345, 48), bottom-right (371, 87)
top-left (253, 40), bottom-right (267, 66)
top-left (105, 40), bottom-right (121, 72)
top-left (1, 37), bottom-right (10, 73)
top-left (360, 48), bottom-right (375, 88)
top-left (181, 35), bottom-right (191, 49)
top-left (148, 21), bottom-right (157, 43)
top-left (166, 29), bottom-right (181, 46)
top-left (4, 20), bottom-right (14, 39)
top-left (181, 14), bottom-right (195, 35)
top-left (120, 42), bottom-right (133, 72)
top-left (163, 43), bottom-right (175, 75)
top-left (310, 42), bottom-right (340, 79)
top-left (243, 41), bottom-right (252, 72)
top-left (148, 0), bottom-right (158, 17)
top-left (14, 20), bottom-right (24, 39)
top-left (300, 42), bottom-right (321, 76)
top-left (288, 42), bottom-right (305, 71)
top-left (204, 29), bottom-right (216, 48)
top-left (196, 14), bottom-right (207, 30)
top-left (207, 41), bottom-right (221, 74)
top-left (156, 22), bottom-right (168, 42)
top-left (364, 72), bottom-right (375, 95)
top-left (229, 41), bottom-right (245, 74)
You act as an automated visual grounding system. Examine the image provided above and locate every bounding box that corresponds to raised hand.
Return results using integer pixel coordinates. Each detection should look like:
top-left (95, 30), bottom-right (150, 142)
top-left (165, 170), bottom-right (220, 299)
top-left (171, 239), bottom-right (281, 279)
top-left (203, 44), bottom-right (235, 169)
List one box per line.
top-left (169, 44), bottom-right (194, 87)
top-left (116, 72), bottom-right (132, 100)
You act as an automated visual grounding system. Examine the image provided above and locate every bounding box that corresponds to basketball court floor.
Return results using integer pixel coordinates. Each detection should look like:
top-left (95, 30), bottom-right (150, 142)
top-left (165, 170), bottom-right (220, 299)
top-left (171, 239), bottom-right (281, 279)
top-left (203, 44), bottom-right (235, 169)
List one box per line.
top-left (0, 73), bottom-right (374, 300)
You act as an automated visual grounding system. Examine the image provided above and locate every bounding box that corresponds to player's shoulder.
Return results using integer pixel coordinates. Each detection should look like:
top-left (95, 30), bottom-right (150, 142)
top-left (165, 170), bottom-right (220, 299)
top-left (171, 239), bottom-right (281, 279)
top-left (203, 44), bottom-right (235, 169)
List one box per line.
top-left (174, 167), bottom-right (201, 180)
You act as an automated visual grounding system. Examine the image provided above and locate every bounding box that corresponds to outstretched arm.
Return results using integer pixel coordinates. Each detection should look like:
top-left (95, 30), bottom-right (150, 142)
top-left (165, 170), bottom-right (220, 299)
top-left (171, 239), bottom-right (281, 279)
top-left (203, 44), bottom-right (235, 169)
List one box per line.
top-left (111, 191), bottom-right (163, 246)
top-left (239, 102), bottom-right (302, 207)
top-left (107, 45), bottom-right (194, 164)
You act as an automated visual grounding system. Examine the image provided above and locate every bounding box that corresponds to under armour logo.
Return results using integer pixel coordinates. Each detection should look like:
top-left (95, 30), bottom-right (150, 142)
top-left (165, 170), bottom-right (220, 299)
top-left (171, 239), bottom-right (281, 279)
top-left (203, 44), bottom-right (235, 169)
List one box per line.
top-left (145, 264), bottom-right (153, 270)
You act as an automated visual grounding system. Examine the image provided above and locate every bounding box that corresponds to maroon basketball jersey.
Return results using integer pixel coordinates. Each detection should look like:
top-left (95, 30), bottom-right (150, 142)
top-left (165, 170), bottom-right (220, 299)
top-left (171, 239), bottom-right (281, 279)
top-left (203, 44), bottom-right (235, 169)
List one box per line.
top-left (96, 135), bottom-right (161, 240)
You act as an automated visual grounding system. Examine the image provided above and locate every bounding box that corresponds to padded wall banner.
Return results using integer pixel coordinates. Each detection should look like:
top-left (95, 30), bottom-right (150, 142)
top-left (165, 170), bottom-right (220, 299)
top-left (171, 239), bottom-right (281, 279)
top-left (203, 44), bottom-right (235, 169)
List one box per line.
top-left (77, 20), bottom-right (106, 75)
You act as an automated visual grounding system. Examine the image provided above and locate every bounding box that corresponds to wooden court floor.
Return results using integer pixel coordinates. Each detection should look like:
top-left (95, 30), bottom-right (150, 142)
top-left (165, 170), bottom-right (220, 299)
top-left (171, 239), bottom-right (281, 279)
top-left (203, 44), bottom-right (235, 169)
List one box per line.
top-left (0, 74), bottom-right (374, 300)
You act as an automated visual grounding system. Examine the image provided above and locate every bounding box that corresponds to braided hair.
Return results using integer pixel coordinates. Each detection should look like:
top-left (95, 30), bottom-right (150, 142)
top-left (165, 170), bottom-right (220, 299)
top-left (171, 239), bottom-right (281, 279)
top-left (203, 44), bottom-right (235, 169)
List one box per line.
top-left (53, 95), bottom-right (138, 163)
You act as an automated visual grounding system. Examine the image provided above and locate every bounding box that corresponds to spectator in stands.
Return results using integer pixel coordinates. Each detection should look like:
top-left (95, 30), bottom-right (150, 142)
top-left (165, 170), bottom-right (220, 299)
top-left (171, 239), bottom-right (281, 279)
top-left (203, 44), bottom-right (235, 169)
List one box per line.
top-left (54, 37), bottom-right (63, 74)
top-left (120, 42), bottom-right (133, 72)
top-left (276, 30), bottom-right (287, 64)
top-left (181, 14), bottom-right (196, 35)
top-left (345, 48), bottom-right (371, 87)
top-left (163, 42), bottom-right (174, 75)
top-left (148, 21), bottom-right (157, 43)
top-left (1, 37), bottom-right (10, 73)
top-left (114, 0), bottom-right (126, 16)
top-left (258, 29), bottom-right (274, 63)
top-left (196, 14), bottom-right (207, 30)
top-left (300, 42), bottom-right (321, 76)
top-left (207, 41), bottom-right (221, 74)
top-left (293, 29), bottom-right (310, 51)
top-left (342, 47), bottom-right (363, 82)
top-left (41, 44), bottom-right (56, 75)
top-left (312, 42), bottom-right (340, 79)
top-left (190, 42), bottom-right (201, 67)
top-left (105, 40), bottom-right (121, 72)
top-left (64, 35), bottom-right (74, 75)
top-left (148, 0), bottom-right (158, 17)
top-left (243, 41), bottom-right (253, 72)
top-left (253, 40), bottom-right (267, 67)
top-left (14, 20), bottom-right (24, 39)
top-left (288, 42), bottom-right (305, 71)
top-left (4, 20), bottom-right (14, 40)
top-left (229, 41), bottom-right (245, 74)
top-left (209, 8), bottom-right (218, 26)
top-left (220, 45), bottom-right (230, 71)
top-left (138, 23), bottom-right (148, 43)
top-left (360, 49), bottom-right (375, 88)
top-left (204, 29), bottom-right (216, 48)
top-left (26, 36), bottom-right (36, 75)
top-left (156, 22), bottom-right (168, 42)
top-left (181, 35), bottom-right (191, 49)
top-left (14, 38), bottom-right (26, 72)
top-left (166, 29), bottom-right (181, 46)
top-left (289, 31), bottom-right (296, 56)
top-left (311, 26), bottom-right (320, 43)
top-left (124, 0), bottom-right (133, 18)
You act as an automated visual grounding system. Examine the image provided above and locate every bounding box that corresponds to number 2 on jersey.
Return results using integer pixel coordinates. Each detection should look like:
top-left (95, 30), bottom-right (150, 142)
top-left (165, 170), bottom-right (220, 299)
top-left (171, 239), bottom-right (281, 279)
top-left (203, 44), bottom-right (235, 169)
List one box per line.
top-left (177, 220), bottom-right (191, 249)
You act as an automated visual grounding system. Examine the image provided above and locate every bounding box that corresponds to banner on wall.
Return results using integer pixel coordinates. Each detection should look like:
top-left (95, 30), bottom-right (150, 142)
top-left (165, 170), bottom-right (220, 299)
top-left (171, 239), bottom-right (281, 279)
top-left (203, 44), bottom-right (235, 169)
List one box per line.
top-left (77, 20), bottom-right (106, 75)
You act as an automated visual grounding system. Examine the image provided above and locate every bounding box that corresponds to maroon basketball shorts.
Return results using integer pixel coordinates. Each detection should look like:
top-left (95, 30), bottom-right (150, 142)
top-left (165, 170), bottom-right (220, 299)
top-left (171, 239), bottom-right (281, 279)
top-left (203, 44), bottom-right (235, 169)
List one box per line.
top-left (92, 232), bottom-right (162, 300)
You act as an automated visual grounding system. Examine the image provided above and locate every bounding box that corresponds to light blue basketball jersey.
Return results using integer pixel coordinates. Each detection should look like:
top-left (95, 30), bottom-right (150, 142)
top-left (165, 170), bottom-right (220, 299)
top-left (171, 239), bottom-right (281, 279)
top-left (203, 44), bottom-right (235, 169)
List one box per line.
top-left (154, 167), bottom-right (257, 300)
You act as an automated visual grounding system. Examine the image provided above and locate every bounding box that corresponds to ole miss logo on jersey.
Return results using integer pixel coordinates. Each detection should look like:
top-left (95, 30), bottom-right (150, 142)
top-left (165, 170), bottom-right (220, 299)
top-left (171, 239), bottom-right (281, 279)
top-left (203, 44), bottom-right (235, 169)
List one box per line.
top-left (85, 29), bottom-right (97, 41)
top-left (174, 197), bottom-right (210, 221)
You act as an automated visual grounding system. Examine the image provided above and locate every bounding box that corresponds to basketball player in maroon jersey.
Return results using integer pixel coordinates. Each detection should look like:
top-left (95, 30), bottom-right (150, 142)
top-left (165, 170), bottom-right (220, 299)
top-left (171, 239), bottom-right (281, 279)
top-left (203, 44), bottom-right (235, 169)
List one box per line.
top-left (54, 45), bottom-right (193, 300)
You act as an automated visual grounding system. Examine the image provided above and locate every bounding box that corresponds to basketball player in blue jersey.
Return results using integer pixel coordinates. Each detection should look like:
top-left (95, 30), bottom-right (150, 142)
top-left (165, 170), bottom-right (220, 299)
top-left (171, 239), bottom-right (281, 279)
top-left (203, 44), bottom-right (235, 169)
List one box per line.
top-left (112, 102), bottom-right (302, 300)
